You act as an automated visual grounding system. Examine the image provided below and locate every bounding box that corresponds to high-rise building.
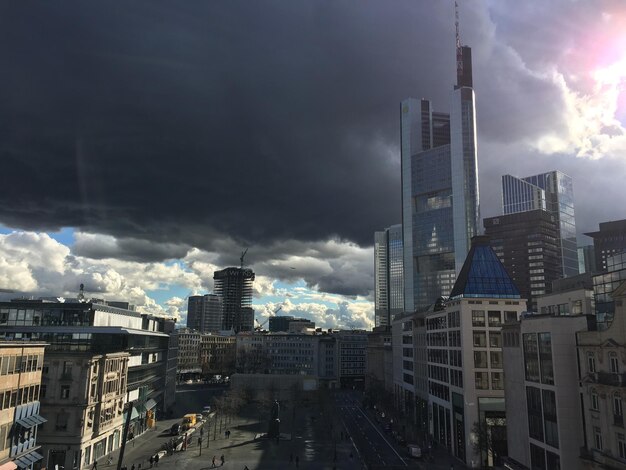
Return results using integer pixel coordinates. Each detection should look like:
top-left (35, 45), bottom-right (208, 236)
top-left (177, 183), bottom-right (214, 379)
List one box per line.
top-left (401, 39), bottom-right (479, 312)
top-left (502, 171), bottom-right (578, 278)
top-left (483, 210), bottom-right (561, 310)
top-left (578, 245), bottom-right (597, 274)
top-left (187, 294), bottom-right (223, 333)
top-left (592, 252), bottom-right (626, 328)
top-left (584, 219), bottom-right (626, 272)
top-left (213, 267), bottom-right (255, 333)
top-left (374, 224), bottom-right (404, 327)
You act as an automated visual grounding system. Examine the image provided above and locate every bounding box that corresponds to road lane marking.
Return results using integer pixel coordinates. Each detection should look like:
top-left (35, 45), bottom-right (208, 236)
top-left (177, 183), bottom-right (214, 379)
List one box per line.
top-left (356, 407), bottom-right (408, 467)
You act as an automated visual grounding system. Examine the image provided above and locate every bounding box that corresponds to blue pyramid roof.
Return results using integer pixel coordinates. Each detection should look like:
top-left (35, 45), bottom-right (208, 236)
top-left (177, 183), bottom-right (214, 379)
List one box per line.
top-left (450, 236), bottom-right (521, 299)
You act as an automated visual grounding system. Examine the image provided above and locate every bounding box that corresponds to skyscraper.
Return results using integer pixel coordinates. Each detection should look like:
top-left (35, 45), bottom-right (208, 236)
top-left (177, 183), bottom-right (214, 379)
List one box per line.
top-left (374, 224), bottom-right (404, 327)
top-left (502, 171), bottom-right (578, 278)
top-left (401, 39), bottom-right (479, 312)
top-left (483, 210), bottom-right (561, 310)
top-left (584, 218), bottom-right (626, 272)
top-left (213, 267), bottom-right (255, 332)
top-left (187, 294), bottom-right (223, 332)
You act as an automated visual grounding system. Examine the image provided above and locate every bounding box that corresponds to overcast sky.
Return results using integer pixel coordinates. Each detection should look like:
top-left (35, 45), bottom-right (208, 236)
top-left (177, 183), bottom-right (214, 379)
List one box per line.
top-left (1, 1), bottom-right (625, 327)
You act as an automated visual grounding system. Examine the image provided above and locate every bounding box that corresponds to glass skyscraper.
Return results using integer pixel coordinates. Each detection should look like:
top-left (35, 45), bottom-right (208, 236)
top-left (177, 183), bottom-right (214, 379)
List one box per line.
top-left (401, 45), bottom-right (479, 312)
top-left (374, 224), bottom-right (404, 327)
top-left (502, 171), bottom-right (578, 278)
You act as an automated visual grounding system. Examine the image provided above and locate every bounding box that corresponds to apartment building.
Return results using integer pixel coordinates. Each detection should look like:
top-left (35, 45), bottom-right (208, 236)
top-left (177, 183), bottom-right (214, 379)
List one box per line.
top-left (0, 342), bottom-right (46, 470)
top-left (578, 280), bottom-right (626, 469)
top-left (199, 334), bottom-right (236, 377)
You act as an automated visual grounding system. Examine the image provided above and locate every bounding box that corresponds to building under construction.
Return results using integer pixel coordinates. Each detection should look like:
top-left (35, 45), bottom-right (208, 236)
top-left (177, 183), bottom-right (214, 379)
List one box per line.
top-left (213, 267), bottom-right (255, 332)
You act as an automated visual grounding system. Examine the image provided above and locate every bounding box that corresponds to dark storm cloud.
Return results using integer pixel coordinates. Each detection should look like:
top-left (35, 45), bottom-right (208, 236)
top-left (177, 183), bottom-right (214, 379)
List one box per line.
top-left (0, 1), bottom-right (459, 250)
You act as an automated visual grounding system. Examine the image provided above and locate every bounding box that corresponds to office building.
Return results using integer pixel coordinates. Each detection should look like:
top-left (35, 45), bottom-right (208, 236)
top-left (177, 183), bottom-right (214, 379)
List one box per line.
top-left (502, 171), bottom-right (578, 278)
top-left (0, 342), bottom-right (46, 470)
top-left (0, 299), bottom-right (176, 469)
top-left (592, 252), bottom-right (626, 328)
top-left (578, 245), bottom-right (597, 274)
top-left (536, 273), bottom-right (595, 316)
top-left (425, 236), bottom-right (525, 468)
top-left (374, 224), bottom-right (404, 327)
top-left (335, 330), bottom-right (367, 388)
top-left (186, 294), bottom-right (222, 333)
top-left (502, 313), bottom-right (594, 470)
top-left (268, 316), bottom-right (315, 333)
top-left (199, 334), bottom-right (236, 377)
top-left (366, 327), bottom-right (393, 395)
top-left (585, 219), bottom-right (626, 272)
top-left (213, 267), bottom-right (255, 332)
top-left (484, 210), bottom-right (561, 310)
top-left (578, 280), bottom-right (626, 469)
top-left (176, 328), bottom-right (202, 378)
top-left (401, 31), bottom-right (479, 312)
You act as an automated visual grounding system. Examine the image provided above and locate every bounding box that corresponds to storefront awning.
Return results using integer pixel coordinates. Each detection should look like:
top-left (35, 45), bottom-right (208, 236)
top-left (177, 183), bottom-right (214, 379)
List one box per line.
top-left (14, 451), bottom-right (43, 469)
top-left (16, 415), bottom-right (46, 429)
top-left (145, 399), bottom-right (157, 411)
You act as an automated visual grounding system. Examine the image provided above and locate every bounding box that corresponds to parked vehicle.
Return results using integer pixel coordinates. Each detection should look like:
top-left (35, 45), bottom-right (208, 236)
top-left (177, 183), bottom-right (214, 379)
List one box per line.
top-left (407, 444), bottom-right (422, 458)
top-left (170, 423), bottom-right (181, 436)
top-left (183, 413), bottom-right (197, 427)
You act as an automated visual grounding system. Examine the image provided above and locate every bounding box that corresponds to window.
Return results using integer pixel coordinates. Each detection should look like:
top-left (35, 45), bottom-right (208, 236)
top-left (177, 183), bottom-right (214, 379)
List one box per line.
top-left (538, 333), bottom-right (554, 385)
top-left (472, 310), bottom-right (485, 327)
top-left (530, 443), bottom-right (546, 470)
top-left (527, 386), bottom-right (544, 441)
top-left (488, 311), bottom-right (502, 327)
top-left (489, 331), bottom-right (502, 348)
top-left (618, 433), bottom-right (626, 460)
top-left (615, 393), bottom-right (623, 417)
top-left (474, 351), bottom-right (487, 368)
top-left (490, 351), bottom-right (502, 368)
top-left (588, 352), bottom-right (596, 373)
top-left (610, 352), bottom-right (620, 374)
top-left (591, 389), bottom-right (599, 411)
top-left (475, 372), bottom-right (488, 390)
top-left (594, 426), bottom-right (603, 450)
top-left (523, 333), bottom-right (540, 382)
top-left (56, 413), bottom-right (68, 431)
top-left (543, 389), bottom-right (559, 448)
top-left (61, 386), bottom-right (70, 399)
top-left (41, 384), bottom-right (47, 399)
top-left (473, 331), bottom-right (486, 348)
top-left (491, 372), bottom-right (503, 390)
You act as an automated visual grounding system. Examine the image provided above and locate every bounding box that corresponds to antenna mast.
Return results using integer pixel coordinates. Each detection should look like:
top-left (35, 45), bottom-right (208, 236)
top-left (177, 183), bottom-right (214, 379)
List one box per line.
top-left (455, 1), bottom-right (463, 86)
top-left (240, 248), bottom-right (248, 269)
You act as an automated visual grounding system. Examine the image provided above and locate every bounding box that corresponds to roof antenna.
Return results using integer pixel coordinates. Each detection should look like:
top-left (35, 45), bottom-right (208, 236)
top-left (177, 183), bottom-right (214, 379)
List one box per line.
top-left (78, 283), bottom-right (85, 302)
top-left (455, 1), bottom-right (463, 87)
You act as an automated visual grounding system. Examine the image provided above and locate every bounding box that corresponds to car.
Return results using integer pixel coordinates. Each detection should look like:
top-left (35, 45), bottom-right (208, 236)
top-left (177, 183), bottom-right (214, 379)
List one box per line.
top-left (170, 423), bottom-right (181, 436)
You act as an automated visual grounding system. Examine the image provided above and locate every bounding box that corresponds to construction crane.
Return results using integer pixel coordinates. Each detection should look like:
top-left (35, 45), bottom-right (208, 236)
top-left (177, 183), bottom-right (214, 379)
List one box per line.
top-left (240, 248), bottom-right (248, 269)
top-left (254, 305), bottom-right (282, 331)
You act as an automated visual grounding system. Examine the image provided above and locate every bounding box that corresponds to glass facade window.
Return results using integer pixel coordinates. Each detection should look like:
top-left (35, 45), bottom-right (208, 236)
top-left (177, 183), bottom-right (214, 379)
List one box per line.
top-left (538, 333), bottom-right (554, 385)
top-left (472, 310), bottom-right (485, 326)
top-left (527, 386), bottom-right (544, 442)
top-left (473, 331), bottom-right (486, 348)
top-left (475, 372), bottom-right (488, 390)
top-left (587, 352), bottom-right (596, 373)
top-left (523, 333), bottom-right (540, 382)
top-left (594, 426), bottom-right (603, 450)
top-left (611, 352), bottom-right (620, 374)
top-left (474, 351), bottom-right (487, 368)
top-left (491, 372), bottom-right (503, 390)
top-left (488, 311), bottom-right (502, 327)
top-left (591, 389), bottom-right (599, 410)
top-left (542, 389), bottom-right (559, 448)
top-left (489, 331), bottom-right (502, 348)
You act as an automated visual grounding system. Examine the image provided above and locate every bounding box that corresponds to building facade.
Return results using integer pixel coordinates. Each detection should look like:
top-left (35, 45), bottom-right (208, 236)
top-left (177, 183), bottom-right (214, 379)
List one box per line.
top-left (502, 171), bottom-right (578, 278)
top-left (366, 327), bottom-right (393, 394)
top-left (213, 268), bottom-right (255, 332)
top-left (578, 281), bottom-right (626, 469)
top-left (186, 294), bottom-right (222, 333)
top-left (484, 210), bottom-right (561, 311)
top-left (0, 299), bottom-right (175, 469)
top-left (176, 328), bottom-right (202, 378)
top-left (584, 219), bottom-right (626, 273)
top-left (269, 316), bottom-right (314, 333)
top-left (578, 245), bottom-right (597, 275)
top-left (199, 334), bottom-right (236, 377)
top-left (0, 342), bottom-right (46, 470)
top-left (503, 314), bottom-right (594, 470)
top-left (335, 330), bottom-right (367, 388)
top-left (401, 40), bottom-right (479, 312)
top-left (374, 224), bottom-right (404, 327)
top-left (536, 273), bottom-right (595, 316)
top-left (40, 352), bottom-right (129, 470)
top-left (425, 236), bottom-right (525, 468)
top-left (592, 252), bottom-right (626, 329)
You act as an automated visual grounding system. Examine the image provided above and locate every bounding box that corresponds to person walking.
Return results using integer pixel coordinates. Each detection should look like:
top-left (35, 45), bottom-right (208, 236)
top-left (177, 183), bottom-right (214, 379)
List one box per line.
top-left (154, 454), bottom-right (159, 467)
top-left (130, 465), bottom-right (135, 470)
top-left (220, 454), bottom-right (225, 466)
top-left (92, 461), bottom-right (98, 470)
top-left (149, 456), bottom-right (154, 468)
top-left (211, 456), bottom-right (216, 468)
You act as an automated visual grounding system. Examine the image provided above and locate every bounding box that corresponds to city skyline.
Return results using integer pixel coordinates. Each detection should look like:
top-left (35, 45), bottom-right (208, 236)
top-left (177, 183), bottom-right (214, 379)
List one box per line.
top-left (1, 2), bottom-right (625, 326)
